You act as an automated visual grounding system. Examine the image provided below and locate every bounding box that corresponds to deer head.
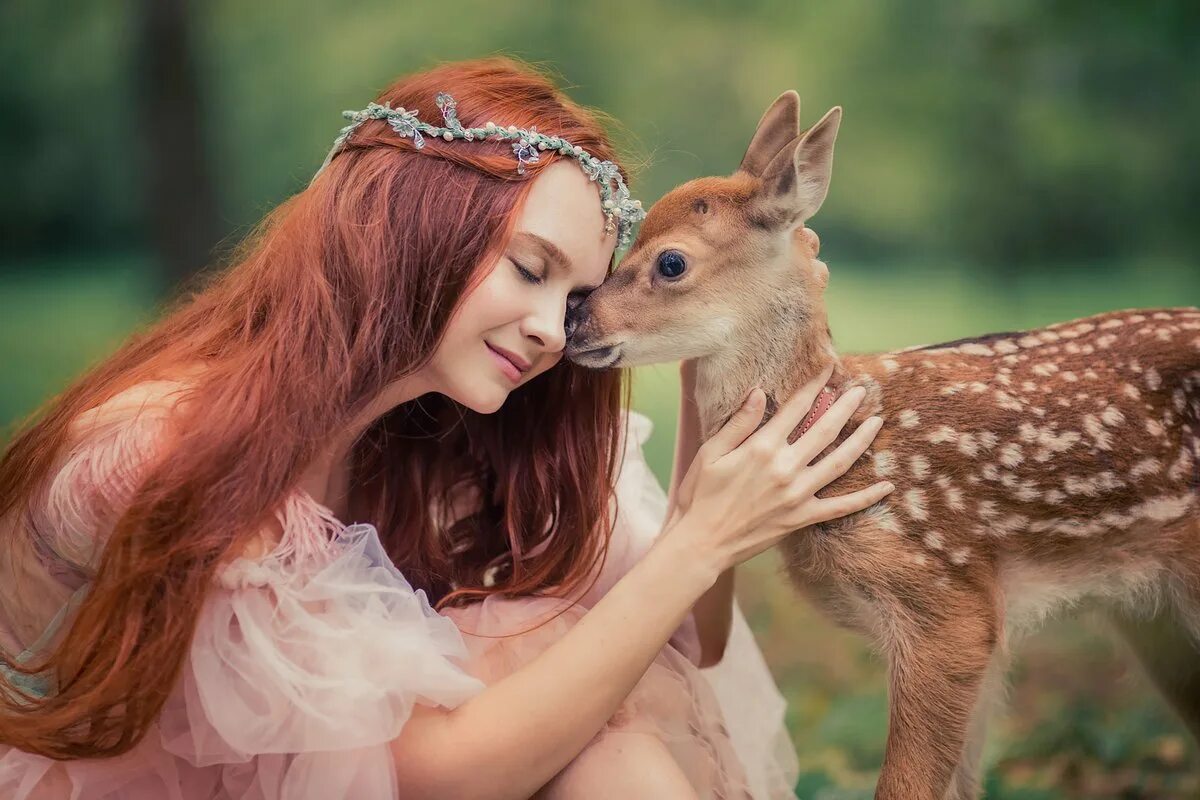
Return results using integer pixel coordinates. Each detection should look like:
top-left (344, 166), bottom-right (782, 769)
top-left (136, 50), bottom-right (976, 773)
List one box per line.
top-left (565, 91), bottom-right (843, 374)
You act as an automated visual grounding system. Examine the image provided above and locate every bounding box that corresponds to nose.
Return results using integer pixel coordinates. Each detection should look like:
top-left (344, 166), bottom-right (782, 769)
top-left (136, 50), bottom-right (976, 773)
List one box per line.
top-left (800, 227), bottom-right (820, 257)
top-left (522, 299), bottom-right (568, 354)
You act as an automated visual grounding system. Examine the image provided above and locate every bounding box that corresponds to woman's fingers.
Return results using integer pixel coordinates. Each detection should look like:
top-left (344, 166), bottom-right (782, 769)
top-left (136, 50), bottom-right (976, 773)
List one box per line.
top-left (752, 363), bottom-right (836, 443)
top-left (705, 387), bottom-right (767, 457)
top-left (790, 387), bottom-right (870, 465)
top-left (806, 479), bottom-right (895, 524)
top-left (803, 415), bottom-right (883, 486)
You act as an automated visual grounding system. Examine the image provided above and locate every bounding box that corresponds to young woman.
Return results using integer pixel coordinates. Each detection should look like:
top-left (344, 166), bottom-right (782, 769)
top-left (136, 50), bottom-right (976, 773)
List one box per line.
top-left (0, 57), bottom-right (892, 798)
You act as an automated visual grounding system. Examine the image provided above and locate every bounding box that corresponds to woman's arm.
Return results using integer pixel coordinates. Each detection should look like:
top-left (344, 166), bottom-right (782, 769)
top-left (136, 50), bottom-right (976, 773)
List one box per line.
top-left (389, 524), bottom-right (719, 800)
top-left (668, 360), bottom-right (735, 668)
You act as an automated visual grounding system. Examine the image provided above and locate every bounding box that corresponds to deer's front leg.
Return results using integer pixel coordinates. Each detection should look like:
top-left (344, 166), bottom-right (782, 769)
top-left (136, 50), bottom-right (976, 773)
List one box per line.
top-left (873, 593), bottom-right (999, 800)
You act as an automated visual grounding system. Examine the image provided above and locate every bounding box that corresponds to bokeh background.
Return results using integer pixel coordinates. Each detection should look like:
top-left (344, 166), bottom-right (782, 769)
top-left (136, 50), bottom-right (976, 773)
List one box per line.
top-left (2, 2), bottom-right (1199, 797)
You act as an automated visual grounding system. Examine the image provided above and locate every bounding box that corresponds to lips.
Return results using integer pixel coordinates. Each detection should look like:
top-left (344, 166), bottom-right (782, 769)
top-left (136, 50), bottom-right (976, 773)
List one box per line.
top-left (486, 342), bottom-right (530, 381)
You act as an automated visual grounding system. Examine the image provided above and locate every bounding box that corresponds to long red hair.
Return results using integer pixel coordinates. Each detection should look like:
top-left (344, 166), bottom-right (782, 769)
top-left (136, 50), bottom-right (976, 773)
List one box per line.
top-left (0, 57), bottom-right (633, 759)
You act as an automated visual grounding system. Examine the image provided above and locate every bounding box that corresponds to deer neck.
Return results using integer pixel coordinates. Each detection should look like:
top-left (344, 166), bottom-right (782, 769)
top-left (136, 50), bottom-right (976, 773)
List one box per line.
top-left (692, 290), bottom-right (842, 439)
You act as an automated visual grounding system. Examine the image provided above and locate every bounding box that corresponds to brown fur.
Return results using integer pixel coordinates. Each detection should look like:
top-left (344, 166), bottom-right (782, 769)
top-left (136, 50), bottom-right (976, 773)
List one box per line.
top-left (567, 90), bottom-right (1200, 799)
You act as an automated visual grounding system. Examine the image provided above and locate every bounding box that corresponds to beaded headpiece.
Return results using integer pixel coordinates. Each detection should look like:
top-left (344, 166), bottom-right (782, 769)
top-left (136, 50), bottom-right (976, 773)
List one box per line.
top-left (313, 92), bottom-right (645, 247)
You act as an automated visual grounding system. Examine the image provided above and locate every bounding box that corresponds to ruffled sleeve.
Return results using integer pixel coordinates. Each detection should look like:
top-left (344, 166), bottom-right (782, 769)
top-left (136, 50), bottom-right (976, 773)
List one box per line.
top-left (154, 496), bottom-right (485, 798)
top-left (1, 384), bottom-right (486, 799)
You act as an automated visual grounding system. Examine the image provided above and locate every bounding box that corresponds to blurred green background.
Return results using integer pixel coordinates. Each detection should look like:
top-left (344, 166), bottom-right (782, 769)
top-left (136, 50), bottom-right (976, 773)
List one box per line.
top-left (2, 2), bottom-right (1198, 797)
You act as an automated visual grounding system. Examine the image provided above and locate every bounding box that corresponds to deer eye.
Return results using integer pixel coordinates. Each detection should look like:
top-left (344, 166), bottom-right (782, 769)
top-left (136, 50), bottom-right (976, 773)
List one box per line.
top-left (656, 250), bottom-right (687, 279)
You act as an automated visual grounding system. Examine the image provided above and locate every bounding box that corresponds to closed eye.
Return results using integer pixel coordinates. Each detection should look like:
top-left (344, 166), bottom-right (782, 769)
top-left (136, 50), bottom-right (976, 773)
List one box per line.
top-left (512, 259), bottom-right (543, 285)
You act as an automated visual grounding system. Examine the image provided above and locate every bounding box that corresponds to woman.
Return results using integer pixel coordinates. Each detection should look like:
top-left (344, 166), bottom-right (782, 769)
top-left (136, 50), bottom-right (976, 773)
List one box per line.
top-left (0, 57), bottom-right (892, 798)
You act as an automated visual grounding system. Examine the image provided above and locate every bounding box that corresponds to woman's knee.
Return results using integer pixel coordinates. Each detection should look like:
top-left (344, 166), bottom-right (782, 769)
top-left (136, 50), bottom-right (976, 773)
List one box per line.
top-left (537, 731), bottom-right (698, 800)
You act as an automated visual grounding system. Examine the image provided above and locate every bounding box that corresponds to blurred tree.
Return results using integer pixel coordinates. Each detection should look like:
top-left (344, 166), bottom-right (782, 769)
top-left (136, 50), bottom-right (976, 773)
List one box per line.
top-left (133, 0), bottom-right (221, 292)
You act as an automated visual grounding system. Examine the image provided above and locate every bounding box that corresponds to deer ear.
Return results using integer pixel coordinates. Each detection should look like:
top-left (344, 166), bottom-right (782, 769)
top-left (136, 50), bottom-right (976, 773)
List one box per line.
top-left (737, 91), bottom-right (801, 177)
top-left (755, 106), bottom-right (842, 224)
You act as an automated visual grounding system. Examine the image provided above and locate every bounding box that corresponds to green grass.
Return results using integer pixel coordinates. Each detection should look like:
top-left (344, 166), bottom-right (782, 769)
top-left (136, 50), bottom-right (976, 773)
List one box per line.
top-left (3, 255), bottom-right (1199, 798)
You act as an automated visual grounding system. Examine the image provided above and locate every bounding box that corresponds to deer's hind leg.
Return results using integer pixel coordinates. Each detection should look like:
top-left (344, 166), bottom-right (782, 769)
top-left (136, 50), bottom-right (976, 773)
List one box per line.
top-left (1110, 543), bottom-right (1200, 743)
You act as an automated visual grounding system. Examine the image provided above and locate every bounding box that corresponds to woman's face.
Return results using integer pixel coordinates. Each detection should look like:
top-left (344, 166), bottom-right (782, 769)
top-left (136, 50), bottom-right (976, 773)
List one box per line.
top-left (423, 161), bottom-right (617, 413)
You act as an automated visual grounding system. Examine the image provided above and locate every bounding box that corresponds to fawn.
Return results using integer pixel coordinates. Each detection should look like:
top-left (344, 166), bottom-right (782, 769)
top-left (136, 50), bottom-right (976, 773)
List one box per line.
top-left (564, 90), bottom-right (1200, 799)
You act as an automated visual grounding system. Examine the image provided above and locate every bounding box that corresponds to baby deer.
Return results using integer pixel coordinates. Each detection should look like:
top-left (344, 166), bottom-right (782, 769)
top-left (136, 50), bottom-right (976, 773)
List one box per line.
top-left (565, 91), bottom-right (1200, 799)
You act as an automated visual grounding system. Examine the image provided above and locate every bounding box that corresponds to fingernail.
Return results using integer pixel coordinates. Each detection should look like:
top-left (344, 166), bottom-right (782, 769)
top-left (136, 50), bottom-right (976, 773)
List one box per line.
top-left (869, 415), bottom-right (883, 427)
top-left (884, 482), bottom-right (896, 492)
top-left (748, 388), bottom-right (763, 406)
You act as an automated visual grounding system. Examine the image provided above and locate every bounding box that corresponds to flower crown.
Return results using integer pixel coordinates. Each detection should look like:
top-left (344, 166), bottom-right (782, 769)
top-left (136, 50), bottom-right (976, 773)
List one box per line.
top-left (314, 92), bottom-right (645, 248)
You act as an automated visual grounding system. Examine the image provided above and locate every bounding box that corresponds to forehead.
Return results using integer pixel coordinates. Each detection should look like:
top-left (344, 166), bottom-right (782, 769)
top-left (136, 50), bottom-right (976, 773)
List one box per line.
top-left (515, 161), bottom-right (615, 285)
top-left (631, 174), bottom-right (757, 251)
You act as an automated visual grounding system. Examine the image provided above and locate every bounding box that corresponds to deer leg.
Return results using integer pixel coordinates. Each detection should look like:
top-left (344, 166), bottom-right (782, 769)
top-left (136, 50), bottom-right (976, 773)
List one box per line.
top-left (873, 591), bottom-right (1000, 800)
top-left (942, 649), bottom-right (1009, 800)
top-left (1110, 599), bottom-right (1200, 743)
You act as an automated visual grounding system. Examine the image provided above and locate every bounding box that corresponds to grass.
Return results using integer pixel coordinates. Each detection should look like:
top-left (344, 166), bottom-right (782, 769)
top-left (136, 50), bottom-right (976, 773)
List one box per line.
top-left (2, 255), bottom-right (1199, 798)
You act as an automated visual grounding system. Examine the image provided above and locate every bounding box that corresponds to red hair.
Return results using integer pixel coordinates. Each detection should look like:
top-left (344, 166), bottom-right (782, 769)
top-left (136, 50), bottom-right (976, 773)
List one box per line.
top-left (0, 57), bottom-right (633, 758)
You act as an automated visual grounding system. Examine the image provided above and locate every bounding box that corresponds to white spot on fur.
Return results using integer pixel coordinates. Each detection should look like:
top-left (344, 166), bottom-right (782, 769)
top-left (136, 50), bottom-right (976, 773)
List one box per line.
top-left (1099, 318), bottom-right (1124, 330)
top-left (1146, 367), bottom-right (1162, 391)
top-left (1134, 493), bottom-right (1194, 522)
top-left (944, 485), bottom-right (966, 511)
top-left (929, 425), bottom-right (958, 445)
top-left (1146, 419), bottom-right (1165, 438)
top-left (998, 442), bottom-right (1024, 468)
top-left (1168, 448), bottom-right (1194, 482)
top-left (898, 409), bottom-right (921, 428)
top-left (1032, 363), bottom-right (1060, 377)
top-left (949, 547), bottom-right (971, 566)
top-left (872, 451), bottom-right (897, 477)
top-left (977, 431), bottom-right (999, 450)
top-left (909, 455), bottom-right (931, 480)
top-left (923, 529), bottom-right (943, 550)
top-left (957, 433), bottom-right (980, 457)
top-left (1064, 475), bottom-right (1100, 497)
top-left (978, 500), bottom-right (999, 519)
top-left (905, 488), bottom-right (929, 521)
top-left (1043, 488), bottom-right (1066, 504)
top-left (1100, 405), bottom-right (1126, 427)
top-left (881, 358), bottom-right (900, 373)
top-left (1082, 414), bottom-right (1113, 451)
top-left (1131, 457), bottom-right (1162, 479)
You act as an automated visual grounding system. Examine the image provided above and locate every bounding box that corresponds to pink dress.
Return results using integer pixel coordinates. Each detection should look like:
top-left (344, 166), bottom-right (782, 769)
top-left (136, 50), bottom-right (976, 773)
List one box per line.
top-left (0, 386), bottom-right (798, 799)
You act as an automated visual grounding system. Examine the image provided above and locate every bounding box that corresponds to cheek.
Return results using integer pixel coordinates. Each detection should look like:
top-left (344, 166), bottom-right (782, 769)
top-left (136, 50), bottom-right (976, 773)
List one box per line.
top-left (453, 267), bottom-right (526, 335)
top-left (526, 351), bottom-right (563, 381)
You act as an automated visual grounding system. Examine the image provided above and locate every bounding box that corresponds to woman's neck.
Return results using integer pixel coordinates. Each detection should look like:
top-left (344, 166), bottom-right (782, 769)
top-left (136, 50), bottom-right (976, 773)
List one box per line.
top-left (298, 374), bottom-right (428, 517)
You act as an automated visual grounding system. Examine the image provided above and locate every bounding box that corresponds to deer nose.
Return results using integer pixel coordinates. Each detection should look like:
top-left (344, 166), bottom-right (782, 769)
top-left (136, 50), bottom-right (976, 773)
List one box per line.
top-left (800, 227), bottom-right (820, 257)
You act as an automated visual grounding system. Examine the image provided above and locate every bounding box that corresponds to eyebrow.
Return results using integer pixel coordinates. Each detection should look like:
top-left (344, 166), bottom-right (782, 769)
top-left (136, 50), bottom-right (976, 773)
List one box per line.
top-left (513, 231), bottom-right (602, 292)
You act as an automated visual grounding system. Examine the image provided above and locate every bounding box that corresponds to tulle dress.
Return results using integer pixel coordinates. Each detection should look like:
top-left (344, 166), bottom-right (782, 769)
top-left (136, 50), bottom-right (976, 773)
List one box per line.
top-left (0, 384), bottom-right (798, 799)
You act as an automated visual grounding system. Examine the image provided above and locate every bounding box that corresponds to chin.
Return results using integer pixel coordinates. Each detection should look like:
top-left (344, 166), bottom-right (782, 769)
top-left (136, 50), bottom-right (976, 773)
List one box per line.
top-left (455, 384), bottom-right (509, 414)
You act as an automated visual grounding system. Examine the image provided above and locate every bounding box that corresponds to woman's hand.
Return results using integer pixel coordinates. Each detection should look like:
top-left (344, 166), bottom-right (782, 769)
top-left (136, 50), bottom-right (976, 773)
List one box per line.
top-left (663, 364), bottom-right (893, 572)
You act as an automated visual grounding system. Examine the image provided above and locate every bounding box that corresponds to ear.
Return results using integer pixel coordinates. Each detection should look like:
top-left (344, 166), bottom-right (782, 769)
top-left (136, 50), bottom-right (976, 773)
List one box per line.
top-left (756, 106), bottom-right (842, 224)
top-left (737, 91), bottom-right (801, 177)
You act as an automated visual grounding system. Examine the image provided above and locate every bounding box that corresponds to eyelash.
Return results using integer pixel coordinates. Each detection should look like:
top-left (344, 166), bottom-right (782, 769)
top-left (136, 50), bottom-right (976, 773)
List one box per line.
top-left (512, 259), bottom-right (544, 285)
top-left (511, 258), bottom-right (592, 308)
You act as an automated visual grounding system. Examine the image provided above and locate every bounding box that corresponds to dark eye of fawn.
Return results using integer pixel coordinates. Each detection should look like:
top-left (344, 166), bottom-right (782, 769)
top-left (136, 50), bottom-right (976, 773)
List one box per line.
top-left (656, 250), bottom-right (687, 279)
